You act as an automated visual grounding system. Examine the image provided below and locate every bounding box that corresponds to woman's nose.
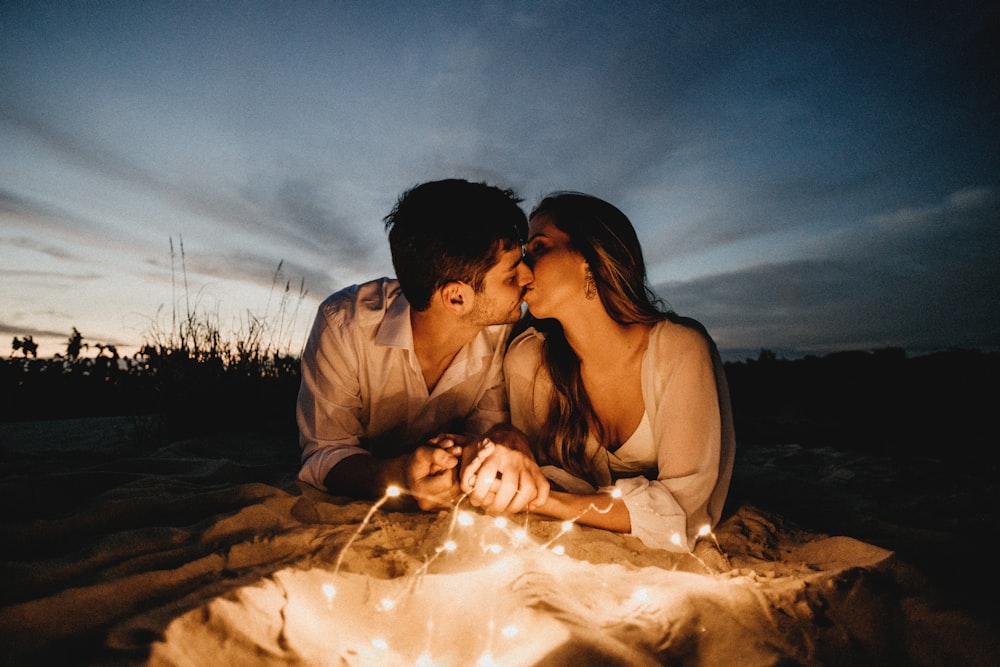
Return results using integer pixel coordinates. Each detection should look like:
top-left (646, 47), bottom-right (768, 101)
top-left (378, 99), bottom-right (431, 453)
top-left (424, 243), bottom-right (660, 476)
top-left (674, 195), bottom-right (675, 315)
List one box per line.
top-left (517, 261), bottom-right (534, 285)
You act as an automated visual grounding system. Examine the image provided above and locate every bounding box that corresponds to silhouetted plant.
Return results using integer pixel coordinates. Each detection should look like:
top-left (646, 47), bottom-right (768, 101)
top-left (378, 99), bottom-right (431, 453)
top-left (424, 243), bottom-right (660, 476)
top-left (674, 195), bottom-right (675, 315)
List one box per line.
top-left (11, 336), bottom-right (37, 358)
top-left (65, 327), bottom-right (87, 360)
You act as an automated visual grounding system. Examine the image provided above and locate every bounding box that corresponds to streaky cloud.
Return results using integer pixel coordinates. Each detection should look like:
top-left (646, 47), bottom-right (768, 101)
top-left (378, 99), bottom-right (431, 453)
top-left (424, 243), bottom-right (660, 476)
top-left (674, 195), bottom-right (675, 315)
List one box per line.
top-left (0, 321), bottom-right (72, 339)
top-left (0, 268), bottom-right (101, 281)
top-left (1, 237), bottom-right (79, 262)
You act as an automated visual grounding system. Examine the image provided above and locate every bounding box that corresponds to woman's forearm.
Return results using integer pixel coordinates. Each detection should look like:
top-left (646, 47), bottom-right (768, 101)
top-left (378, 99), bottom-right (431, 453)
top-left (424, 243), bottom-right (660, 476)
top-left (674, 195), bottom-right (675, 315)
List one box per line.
top-left (532, 490), bottom-right (632, 534)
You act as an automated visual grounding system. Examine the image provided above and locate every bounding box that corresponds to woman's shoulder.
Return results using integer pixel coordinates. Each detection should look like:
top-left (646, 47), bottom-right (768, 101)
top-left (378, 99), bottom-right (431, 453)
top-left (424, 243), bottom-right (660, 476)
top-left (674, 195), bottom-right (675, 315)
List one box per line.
top-left (651, 315), bottom-right (714, 355)
top-left (506, 325), bottom-right (545, 361)
top-left (508, 322), bottom-right (546, 346)
top-left (504, 325), bottom-right (550, 390)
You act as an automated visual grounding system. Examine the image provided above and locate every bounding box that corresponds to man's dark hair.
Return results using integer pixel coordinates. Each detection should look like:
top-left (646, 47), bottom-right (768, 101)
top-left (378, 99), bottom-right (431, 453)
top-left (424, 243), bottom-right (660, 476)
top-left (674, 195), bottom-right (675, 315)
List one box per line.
top-left (384, 179), bottom-right (527, 310)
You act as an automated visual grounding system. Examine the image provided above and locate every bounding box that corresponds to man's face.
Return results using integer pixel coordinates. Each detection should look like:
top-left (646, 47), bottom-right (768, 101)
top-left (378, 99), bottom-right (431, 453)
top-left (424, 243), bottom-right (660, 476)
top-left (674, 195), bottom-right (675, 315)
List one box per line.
top-left (464, 246), bottom-right (533, 326)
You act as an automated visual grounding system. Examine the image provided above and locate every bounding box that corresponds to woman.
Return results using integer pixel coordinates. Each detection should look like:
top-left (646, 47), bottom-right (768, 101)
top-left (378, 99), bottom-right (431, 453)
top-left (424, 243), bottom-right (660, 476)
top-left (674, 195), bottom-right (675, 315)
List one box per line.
top-left (470, 192), bottom-right (735, 552)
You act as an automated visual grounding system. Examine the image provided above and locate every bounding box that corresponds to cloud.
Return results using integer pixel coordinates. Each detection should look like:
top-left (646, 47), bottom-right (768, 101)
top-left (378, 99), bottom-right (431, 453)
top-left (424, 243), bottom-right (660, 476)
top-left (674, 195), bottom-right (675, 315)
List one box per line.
top-left (868, 186), bottom-right (997, 231)
top-left (0, 321), bottom-right (70, 339)
top-left (1, 236), bottom-right (79, 262)
top-left (0, 268), bottom-right (101, 282)
top-left (0, 102), bottom-right (165, 207)
top-left (661, 186), bottom-right (1000, 356)
top-left (267, 177), bottom-right (378, 268)
top-left (0, 189), bottom-right (105, 241)
top-left (172, 251), bottom-right (328, 302)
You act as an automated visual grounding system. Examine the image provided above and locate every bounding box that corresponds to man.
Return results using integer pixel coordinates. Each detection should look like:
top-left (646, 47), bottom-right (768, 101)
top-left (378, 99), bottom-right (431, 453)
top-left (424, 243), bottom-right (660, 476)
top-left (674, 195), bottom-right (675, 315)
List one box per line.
top-left (297, 178), bottom-right (548, 512)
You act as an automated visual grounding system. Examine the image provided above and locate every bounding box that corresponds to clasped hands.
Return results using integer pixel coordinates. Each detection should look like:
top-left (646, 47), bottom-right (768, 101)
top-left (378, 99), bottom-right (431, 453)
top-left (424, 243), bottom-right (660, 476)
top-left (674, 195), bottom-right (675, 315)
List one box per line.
top-left (404, 427), bottom-right (549, 513)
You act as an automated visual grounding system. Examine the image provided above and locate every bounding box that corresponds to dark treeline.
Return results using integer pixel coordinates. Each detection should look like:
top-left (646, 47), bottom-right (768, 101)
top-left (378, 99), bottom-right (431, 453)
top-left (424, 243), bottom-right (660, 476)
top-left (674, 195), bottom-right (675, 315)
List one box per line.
top-left (3, 342), bottom-right (996, 461)
top-left (726, 347), bottom-right (997, 461)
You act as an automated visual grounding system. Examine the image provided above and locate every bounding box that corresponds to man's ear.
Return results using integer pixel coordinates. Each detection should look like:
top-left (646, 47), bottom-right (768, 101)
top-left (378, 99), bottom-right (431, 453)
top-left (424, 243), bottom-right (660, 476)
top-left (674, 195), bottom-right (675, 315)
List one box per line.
top-left (438, 281), bottom-right (472, 315)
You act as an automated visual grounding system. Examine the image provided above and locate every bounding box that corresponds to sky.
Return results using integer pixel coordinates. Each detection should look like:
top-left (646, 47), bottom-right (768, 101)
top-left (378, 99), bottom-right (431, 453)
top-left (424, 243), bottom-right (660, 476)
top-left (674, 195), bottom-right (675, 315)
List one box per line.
top-left (2, 1), bottom-right (998, 361)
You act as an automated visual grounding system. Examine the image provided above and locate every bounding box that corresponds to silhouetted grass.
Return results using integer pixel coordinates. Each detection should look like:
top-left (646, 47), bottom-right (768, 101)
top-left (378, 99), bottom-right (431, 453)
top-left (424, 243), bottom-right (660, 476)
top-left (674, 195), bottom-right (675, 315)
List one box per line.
top-left (2, 335), bottom-right (302, 439)
top-left (2, 249), bottom-right (307, 438)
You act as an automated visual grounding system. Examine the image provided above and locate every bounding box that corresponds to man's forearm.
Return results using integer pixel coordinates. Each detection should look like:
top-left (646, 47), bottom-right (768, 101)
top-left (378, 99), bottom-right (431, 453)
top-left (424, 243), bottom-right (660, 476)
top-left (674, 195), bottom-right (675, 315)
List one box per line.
top-left (323, 453), bottom-right (408, 500)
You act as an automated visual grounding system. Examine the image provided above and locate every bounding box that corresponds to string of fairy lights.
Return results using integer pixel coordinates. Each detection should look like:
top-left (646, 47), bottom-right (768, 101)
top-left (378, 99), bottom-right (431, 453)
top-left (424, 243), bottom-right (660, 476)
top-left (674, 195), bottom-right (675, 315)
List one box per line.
top-left (319, 483), bottom-right (721, 666)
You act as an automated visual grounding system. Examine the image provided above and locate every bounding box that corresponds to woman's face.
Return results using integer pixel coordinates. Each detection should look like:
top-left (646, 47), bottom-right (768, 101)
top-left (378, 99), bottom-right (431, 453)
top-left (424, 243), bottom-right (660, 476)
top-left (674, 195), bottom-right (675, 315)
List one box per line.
top-left (523, 214), bottom-right (590, 319)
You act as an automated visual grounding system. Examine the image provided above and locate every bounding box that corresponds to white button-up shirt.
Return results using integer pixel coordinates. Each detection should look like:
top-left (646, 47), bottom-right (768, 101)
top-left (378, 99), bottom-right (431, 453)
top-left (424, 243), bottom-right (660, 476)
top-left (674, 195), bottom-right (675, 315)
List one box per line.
top-left (297, 278), bottom-right (511, 490)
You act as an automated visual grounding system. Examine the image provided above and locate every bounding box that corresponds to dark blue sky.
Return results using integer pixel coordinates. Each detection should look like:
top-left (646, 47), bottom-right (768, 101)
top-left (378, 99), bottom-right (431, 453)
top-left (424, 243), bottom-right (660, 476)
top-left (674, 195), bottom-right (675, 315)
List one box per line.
top-left (2, 1), bottom-right (997, 359)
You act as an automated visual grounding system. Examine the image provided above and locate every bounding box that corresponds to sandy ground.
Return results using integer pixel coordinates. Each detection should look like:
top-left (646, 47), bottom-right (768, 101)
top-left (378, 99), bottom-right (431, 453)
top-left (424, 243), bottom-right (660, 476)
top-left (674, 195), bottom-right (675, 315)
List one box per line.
top-left (1, 416), bottom-right (997, 666)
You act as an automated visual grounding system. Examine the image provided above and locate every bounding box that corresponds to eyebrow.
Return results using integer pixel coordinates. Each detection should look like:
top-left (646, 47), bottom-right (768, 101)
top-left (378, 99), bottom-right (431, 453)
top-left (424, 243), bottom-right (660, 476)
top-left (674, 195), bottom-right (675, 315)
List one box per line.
top-left (526, 232), bottom-right (548, 242)
top-left (505, 249), bottom-right (524, 271)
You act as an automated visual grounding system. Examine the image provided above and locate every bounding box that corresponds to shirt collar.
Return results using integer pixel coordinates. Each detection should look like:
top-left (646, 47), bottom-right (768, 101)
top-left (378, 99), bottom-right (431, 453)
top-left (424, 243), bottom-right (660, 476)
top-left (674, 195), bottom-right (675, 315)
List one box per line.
top-left (374, 289), bottom-right (499, 382)
top-left (374, 290), bottom-right (414, 350)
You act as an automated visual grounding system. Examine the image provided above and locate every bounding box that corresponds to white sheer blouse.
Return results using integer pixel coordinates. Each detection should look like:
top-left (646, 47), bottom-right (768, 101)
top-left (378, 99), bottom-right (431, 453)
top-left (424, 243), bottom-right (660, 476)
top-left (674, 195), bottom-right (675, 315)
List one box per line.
top-left (505, 317), bottom-right (736, 551)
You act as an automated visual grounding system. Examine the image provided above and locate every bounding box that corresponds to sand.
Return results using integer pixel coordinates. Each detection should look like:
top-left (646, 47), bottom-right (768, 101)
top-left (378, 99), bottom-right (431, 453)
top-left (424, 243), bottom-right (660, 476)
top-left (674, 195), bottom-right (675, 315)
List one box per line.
top-left (1, 416), bottom-right (996, 666)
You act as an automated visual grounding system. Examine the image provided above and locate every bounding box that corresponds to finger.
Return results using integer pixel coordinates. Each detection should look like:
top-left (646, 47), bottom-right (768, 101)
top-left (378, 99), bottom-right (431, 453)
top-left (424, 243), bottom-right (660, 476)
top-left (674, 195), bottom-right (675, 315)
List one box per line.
top-left (405, 446), bottom-right (435, 482)
top-left (506, 489), bottom-right (530, 514)
top-left (479, 477), bottom-right (502, 513)
top-left (414, 477), bottom-right (459, 511)
top-left (526, 483), bottom-right (550, 511)
top-left (460, 454), bottom-right (483, 492)
top-left (531, 471), bottom-right (550, 507)
top-left (469, 463), bottom-right (501, 507)
top-left (489, 476), bottom-right (519, 514)
top-left (503, 475), bottom-right (534, 514)
top-left (460, 440), bottom-right (493, 492)
top-left (476, 438), bottom-right (496, 460)
top-left (430, 446), bottom-right (459, 472)
top-left (427, 434), bottom-right (455, 449)
top-left (474, 463), bottom-right (500, 496)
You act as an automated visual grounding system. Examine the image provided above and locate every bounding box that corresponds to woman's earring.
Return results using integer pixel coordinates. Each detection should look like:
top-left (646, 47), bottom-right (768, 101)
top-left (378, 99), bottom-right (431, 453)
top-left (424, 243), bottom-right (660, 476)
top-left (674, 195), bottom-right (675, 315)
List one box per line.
top-left (585, 267), bottom-right (597, 300)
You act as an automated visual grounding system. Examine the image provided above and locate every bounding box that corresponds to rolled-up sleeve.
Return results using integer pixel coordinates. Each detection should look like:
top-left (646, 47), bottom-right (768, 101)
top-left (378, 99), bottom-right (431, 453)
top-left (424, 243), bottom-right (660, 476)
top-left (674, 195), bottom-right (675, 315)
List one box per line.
top-left (623, 325), bottom-right (726, 551)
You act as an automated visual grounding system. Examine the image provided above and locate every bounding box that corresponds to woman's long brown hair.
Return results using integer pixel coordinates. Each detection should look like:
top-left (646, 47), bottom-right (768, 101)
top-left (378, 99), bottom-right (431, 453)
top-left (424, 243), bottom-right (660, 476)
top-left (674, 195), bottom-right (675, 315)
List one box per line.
top-left (524, 193), bottom-right (672, 484)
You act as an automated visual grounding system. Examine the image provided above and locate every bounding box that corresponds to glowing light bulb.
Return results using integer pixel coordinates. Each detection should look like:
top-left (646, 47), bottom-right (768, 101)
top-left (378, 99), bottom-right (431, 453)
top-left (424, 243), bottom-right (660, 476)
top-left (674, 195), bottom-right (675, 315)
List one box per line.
top-left (560, 520), bottom-right (574, 532)
top-left (379, 597), bottom-right (395, 611)
top-left (513, 528), bottom-right (527, 543)
top-left (501, 624), bottom-right (519, 639)
top-left (476, 650), bottom-right (498, 667)
top-left (416, 651), bottom-right (436, 667)
top-left (698, 524), bottom-right (711, 537)
top-left (493, 516), bottom-right (508, 529)
top-left (372, 638), bottom-right (388, 651)
top-left (486, 543), bottom-right (502, 554)
top-left (610, 488), bottom-right (623, 499)
top-left (322, 583), bottom-right (337, 610)
top-left (458, 511), bottom-right (474, 526)
top-left (443, 540), bottom-right (457, 551)
top-left (385, 485), bottom-right (401, 497)
top-left (670, 533), bottom-right (682, 546)
top-left (630, 587), bottom-right (651, 604)
top-left (551, 545), bottom-right (565, 555)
